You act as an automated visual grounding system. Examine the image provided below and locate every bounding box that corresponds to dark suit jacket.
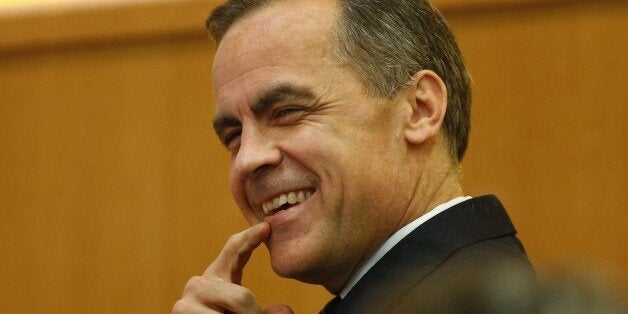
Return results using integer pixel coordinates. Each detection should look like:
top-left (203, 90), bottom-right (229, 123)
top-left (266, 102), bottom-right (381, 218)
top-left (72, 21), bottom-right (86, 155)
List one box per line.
top-left (323, 195), bottom-right (535, 314)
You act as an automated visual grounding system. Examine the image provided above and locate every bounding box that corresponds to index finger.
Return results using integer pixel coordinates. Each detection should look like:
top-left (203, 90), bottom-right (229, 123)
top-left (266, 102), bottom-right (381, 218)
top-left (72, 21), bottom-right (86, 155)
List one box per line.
top-left (204, 222), bottom-right (271, 284)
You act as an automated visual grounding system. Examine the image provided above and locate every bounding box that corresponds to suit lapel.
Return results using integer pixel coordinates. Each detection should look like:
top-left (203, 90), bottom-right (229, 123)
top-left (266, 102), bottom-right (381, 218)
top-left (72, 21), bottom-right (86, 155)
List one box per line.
top-left (329, 195), bottom-right (517, 314)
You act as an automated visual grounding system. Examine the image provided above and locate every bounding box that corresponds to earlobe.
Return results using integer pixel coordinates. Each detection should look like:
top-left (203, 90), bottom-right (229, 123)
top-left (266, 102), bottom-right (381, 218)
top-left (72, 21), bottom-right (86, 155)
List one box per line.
top-left (403, 70), bottom-right (447, 145)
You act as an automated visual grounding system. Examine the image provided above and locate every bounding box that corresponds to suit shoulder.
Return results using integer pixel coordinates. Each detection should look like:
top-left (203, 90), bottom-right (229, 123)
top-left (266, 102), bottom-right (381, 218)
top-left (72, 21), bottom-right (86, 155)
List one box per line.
top-left (389, 236), bottom-right (537, 313)
top-left (429, 235), bottom-right (535, 280)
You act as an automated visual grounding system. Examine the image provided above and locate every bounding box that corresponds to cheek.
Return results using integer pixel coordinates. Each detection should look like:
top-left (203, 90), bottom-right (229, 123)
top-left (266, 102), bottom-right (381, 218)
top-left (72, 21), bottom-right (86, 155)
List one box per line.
top-left (228, 169), bottom-right (241, 200)
top-left (229, 171), bottom-right (259, 224)
top-left (280, 128), bottom-right (330, 166)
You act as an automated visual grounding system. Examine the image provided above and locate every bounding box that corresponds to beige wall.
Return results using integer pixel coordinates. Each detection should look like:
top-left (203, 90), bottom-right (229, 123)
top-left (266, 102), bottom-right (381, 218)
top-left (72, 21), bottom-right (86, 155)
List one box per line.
top-left (1, 0), bottom-right (626, 313)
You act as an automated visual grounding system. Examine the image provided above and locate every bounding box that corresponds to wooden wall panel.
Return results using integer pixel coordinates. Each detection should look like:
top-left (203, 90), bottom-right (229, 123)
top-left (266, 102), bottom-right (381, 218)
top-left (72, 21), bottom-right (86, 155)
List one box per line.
top-left (450, 0), bottom-right (627, 289)
top-left (0, 0), bottom-right (219, 51)
top-left (0, 35), bottom-right (332, 314)
top-left (0, 0), bottom-right (625, 313)
top-left (2, 38), bottom-right (205, 313)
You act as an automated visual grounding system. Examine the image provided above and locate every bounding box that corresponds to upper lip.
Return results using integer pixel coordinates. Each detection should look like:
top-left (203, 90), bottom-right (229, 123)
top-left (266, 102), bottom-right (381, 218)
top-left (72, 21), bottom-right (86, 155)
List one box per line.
top-left (244, 171), bottom-right (318, 216)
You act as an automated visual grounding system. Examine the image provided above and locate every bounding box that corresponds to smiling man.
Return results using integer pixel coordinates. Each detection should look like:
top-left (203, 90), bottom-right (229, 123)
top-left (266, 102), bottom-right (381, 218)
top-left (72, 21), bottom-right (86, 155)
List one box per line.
top-left (173, 1), bottom-right (534, 313)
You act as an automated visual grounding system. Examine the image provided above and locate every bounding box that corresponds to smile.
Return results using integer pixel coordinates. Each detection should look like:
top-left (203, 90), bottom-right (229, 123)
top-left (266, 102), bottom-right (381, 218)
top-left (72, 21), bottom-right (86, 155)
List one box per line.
top-left (262, 190), bottom-right (313, 215)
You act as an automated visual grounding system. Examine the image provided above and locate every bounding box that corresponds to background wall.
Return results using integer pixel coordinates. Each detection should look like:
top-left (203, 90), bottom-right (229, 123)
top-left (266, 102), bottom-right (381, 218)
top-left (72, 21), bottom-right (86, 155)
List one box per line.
top-left (0, 0), bottom-right (625, 313)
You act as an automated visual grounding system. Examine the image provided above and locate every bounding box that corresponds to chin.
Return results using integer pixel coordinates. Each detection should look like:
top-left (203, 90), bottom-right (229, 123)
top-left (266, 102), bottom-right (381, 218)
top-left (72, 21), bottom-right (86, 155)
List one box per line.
top-left (268, 242), bottom-right (344, 290)
top-left (270, 252), bottom-right (347, 294)
top-left (267, 243), bottom-right (320, 283)
top-left (269, 246), bottom-right (309, 277)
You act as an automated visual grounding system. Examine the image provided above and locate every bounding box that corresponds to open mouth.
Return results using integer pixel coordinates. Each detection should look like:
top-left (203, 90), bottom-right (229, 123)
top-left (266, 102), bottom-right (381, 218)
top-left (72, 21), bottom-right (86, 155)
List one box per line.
top-left (262, 190), bottom-right (313, 216)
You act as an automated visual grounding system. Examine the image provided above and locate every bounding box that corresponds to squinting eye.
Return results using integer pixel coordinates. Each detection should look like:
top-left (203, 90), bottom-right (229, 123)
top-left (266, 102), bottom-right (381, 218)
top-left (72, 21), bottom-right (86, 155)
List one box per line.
top-left (273, 107), bottom-right (301, 120)
top-left (224, 130), bottom-right (241, 146)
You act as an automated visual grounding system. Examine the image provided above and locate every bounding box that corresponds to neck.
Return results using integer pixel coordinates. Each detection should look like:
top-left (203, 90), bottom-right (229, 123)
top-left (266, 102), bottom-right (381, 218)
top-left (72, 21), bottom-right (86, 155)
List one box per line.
top-left (323, 148), bottom-right (463, 294)
top-left (326, 158), bottom-right (463, 295)
top-left (397, 155), bottom-right (463, 231)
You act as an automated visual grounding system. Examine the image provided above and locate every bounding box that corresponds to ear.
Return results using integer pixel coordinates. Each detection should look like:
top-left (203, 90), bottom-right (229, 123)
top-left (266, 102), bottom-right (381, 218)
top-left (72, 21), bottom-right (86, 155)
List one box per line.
top-left (403, 70), bottom-right (447, 145)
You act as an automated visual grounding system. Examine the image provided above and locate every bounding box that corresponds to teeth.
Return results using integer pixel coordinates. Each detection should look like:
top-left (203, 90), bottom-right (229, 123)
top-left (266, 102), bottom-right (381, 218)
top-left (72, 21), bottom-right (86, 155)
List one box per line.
top-left (262, 190), bottom-right (313, 215)
top-left (273, 197), bottom-right (280, 209)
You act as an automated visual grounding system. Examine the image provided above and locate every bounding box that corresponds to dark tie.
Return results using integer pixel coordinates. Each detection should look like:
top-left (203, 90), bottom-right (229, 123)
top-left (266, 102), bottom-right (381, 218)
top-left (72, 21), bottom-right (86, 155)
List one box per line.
top-left (319, 295), bottom-right (342, 314)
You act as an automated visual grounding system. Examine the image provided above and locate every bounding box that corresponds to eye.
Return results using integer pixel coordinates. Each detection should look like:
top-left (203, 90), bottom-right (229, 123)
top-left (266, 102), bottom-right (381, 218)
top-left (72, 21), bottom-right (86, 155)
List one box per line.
top-left (223, 129), bottom-right (241, 147)
top-left (272, 106), bottom-right (302, 121)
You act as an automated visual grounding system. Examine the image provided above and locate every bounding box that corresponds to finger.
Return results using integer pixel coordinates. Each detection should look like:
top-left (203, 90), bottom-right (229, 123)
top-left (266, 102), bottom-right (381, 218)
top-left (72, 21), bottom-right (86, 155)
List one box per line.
top-left (264, 304), bottom-right (294, 314)
top-left (184, 276), bottom-right (263, 313)
top-left (204, 222), bottom-right (270, 284)
top-left (172, 298), bottom-right (220, 314)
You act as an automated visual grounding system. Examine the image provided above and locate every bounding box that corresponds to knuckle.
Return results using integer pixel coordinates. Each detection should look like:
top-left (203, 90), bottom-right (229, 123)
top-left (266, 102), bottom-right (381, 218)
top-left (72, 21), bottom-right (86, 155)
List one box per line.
top-left (183, 276), bottom-right (206, 295)
top-left (171, 299), bottom-right (189, 314)
top-left (223, 235), bottom-right (244, 258)
top-left (226, 233), bottom-right (243, 247)
top-left (232, 287), bottom-right (255, 308)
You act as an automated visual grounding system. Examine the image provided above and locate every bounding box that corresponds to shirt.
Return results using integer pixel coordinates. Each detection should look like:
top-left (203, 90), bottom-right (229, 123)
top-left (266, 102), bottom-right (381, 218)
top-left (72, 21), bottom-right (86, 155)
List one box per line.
top-left (338, 196), bottom-right (473, 298)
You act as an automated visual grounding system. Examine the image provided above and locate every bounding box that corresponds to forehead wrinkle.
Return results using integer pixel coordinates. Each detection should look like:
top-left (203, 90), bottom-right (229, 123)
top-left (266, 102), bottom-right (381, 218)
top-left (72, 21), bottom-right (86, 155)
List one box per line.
top-left (211, 0), bottom-right (344, 142)
top-left (213, 65), bottom-right (290, 103)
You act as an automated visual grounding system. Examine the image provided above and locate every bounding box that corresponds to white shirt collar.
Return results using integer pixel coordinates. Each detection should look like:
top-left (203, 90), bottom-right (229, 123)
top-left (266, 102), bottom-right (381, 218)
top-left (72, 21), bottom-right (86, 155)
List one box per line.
top-left (338, 196), bottom-right (472, 298)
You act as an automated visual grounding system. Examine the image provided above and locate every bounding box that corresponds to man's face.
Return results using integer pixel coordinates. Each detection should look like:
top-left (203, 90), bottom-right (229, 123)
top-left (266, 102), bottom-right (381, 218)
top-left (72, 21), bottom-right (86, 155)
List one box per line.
top-left (212, 0), bottom-right (415, 291)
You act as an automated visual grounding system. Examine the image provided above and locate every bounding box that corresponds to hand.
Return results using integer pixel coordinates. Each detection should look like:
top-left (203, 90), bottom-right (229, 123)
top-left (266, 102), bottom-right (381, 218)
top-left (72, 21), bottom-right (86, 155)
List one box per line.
top-left (172, 222), bottom-right (293, 314)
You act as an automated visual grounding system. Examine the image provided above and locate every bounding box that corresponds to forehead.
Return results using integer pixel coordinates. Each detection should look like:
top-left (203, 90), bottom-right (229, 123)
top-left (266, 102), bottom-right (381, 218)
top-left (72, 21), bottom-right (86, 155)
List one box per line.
top-left (211, 0), bottom-right (338, 111)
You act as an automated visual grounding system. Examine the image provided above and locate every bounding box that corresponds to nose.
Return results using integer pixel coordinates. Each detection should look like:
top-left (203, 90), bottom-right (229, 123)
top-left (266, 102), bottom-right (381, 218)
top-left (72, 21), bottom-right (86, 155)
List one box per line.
top-left (232, 124), bottom-right (282, 179)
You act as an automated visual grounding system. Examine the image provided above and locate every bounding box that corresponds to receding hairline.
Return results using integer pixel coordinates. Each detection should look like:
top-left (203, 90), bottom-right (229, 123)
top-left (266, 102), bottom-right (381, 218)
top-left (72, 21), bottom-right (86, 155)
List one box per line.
top-left (208, 0), bottom-right (339, 43)
top-left (209, 0), bottom-right (373, 94)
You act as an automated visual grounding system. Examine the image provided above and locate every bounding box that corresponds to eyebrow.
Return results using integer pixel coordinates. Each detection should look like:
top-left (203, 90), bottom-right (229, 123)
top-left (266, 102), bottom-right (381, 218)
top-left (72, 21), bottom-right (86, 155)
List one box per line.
top-left (212, 82), bottom-right (317, 140)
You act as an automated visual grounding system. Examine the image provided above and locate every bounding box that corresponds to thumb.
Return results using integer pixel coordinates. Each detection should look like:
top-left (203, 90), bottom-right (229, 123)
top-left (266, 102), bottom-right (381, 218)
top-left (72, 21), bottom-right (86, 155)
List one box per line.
top-left (264, 304), bottom-right (294, 314)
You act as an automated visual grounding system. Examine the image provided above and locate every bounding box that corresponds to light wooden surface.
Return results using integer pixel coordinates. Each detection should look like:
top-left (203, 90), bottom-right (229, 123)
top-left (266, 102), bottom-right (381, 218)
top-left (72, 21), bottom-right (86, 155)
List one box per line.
top-left (1, 0), bottom-right (626, 313)
top-left (0, 0), bottom-right (216, 50)
top-left (452, 0), bottom-right (627, 290)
